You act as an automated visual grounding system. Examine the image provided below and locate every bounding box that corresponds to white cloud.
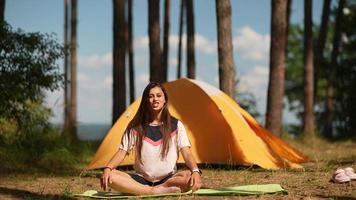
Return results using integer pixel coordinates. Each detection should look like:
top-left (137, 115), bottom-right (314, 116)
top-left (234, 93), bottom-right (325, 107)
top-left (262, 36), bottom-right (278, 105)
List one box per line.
top-left (135, 27), bottom-right (270, 61)
top-left (237, 65), bottom-right (270, 122)
top-left (195, 34), bottom-right (216, 54)
top-left (45, 73), bottom-right (113, 123)
top-left (233, 26), bottom-right (270, 61)
top-left (135, 34), bottom-right (216, 55)
top-left (134, 36), bottom-right (149, 49)
top-left (77, 73), bottom-right (110, 91)
top-left (78, 52), bottom-right (112, 68)
top-left (238, 65), bottom-right (269, 98)
top-left (169, 35), bottom-right (186, 49)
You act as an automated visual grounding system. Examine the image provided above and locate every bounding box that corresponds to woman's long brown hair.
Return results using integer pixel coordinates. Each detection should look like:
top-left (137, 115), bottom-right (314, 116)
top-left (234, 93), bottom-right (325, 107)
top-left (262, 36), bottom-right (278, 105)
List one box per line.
top-left (122, 82), bottom-right (172, 162)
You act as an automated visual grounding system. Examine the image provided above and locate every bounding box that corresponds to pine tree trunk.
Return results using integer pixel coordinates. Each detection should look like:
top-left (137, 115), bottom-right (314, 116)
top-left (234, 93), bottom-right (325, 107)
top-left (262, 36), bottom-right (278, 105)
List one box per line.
top-left (302, 0), bottom-right (315, 136)
top-left (148, 0), bottom-right (162, 82)
top-left (186, 0), bottom-right (195, 79)
top-left (63, 0), bottom-right (70, 130)
top-left (69, 0), bottom-right (78, 137)
top-left (323, 0), bottom-right (345, 138)
top-left (128, 0), bottom-right (135, 103)
top-left (266, 0), bottom-right (287, 137)
top-left (215, 0), bottom-right (236, 98)
top-left (314, 0), bottom-right (331, 103)
top-left (112, 0), bottom-right (126, 125)
top-left (0, 0), bottom-right (5, 24)
top-left (285, 0), bottom-right (292, 54)
top-left (162, 0), bottom-right (170, 82)
top-left (177, 0), bottom-right (185, 79)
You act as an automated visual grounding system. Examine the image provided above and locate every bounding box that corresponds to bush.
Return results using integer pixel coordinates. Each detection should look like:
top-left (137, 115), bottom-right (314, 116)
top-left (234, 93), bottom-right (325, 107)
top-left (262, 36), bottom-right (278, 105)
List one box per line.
top-left (0, 22), bottom-right (79, 173)
top-left (38, 147), bottom-right (78, 171)
top-left (0, 118), bottom-right (80, 173)
top-left (0, 22), bottom-right (64, 127)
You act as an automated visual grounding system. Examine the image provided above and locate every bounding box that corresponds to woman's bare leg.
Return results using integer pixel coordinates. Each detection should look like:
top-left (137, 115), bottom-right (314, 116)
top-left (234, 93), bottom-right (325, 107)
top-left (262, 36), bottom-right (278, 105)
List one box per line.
top-left (108, 170), bottom-right (181, 195)
top-left (161, 170), bottom-right (192, 192)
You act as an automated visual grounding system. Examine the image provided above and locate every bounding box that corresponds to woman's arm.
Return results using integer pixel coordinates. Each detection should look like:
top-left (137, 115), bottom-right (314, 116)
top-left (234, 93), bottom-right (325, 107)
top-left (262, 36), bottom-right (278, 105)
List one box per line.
top-left (105, 148), bottom-right (127, 169)
top-left (101, 149), bottom-right (127, 191)
top-left (180, 147), bottom-right (202, 191)
top-left (180, 147), bottom-right (198, 170)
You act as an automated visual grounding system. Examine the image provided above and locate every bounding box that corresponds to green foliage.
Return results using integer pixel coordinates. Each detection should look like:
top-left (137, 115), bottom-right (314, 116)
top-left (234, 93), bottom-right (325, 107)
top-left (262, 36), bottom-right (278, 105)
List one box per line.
top-left (61, 183), bottom-right (73, 197)
top-left (285, 24), bottom-right (329, 124)
top-left (0, 119), bottom-right (78, 172)
top-left (334, 2), bottom-right (356, 137)
top-left (236, 91), bottom-right (261, 121)
top-left (0, 22), bottom-right (101, 173)
top-left (285, 24), bottom-right (327, 136)
top-left (39, 148), bottom-right (78, 171)
top-left (285, 25), bottom-right (304, 116)
top-left (0, 22), bottom-right (64, 127)
top-left (285, 3), bottom-right (356, 138)
top-left (0, 117), bottom-right (17, 137)
top-left (0, 118), bottom-right (100, 173)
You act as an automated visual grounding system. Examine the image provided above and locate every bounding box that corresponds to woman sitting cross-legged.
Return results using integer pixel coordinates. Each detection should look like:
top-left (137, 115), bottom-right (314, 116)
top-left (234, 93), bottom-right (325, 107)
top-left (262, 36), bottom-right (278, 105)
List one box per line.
top-left (100, 82), bottom-right (202, 195)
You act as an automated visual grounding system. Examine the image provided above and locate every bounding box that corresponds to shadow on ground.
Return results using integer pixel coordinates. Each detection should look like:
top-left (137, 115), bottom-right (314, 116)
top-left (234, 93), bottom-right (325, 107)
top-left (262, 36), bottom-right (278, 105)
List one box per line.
top-left (0, 187), bottom-right (76, 200)
top-left (326, 158), bottom-right (356, 166)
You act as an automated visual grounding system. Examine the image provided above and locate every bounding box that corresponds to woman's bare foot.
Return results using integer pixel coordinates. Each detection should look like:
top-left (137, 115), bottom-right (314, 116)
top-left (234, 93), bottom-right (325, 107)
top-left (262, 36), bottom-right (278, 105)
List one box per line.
top-left (151, 185), bottom-right (181, 194)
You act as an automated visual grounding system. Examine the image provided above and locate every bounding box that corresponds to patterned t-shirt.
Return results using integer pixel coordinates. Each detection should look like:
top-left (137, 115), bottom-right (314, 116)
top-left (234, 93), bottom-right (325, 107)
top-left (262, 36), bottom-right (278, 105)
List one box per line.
top-left (119, 119), bottom-right (191, 182)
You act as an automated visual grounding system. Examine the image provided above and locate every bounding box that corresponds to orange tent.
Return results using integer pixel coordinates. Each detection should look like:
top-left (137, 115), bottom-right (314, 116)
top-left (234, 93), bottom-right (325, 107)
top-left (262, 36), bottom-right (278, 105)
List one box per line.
top-left (88, 78), bottom-right (308, 170)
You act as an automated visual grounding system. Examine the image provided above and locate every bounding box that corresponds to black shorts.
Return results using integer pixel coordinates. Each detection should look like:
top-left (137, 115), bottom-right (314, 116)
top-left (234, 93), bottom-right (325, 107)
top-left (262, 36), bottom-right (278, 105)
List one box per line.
top-left (129, 173), bottom-right (174, 186)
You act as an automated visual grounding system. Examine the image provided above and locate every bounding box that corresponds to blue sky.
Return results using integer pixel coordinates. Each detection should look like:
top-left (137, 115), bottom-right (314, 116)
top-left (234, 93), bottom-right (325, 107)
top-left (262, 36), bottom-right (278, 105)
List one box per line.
top-left (5, 0), bottom-right (324, 124)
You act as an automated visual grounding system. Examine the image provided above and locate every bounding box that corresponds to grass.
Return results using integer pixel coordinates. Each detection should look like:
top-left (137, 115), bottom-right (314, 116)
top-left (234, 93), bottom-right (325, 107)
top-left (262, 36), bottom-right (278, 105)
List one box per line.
top-left (0, 138), bottom-right (355, 199)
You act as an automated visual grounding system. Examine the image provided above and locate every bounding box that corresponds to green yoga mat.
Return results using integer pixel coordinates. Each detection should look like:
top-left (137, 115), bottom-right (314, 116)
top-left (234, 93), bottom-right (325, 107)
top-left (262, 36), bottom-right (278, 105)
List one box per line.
top-left (75, 184), bottom-right (287, 199)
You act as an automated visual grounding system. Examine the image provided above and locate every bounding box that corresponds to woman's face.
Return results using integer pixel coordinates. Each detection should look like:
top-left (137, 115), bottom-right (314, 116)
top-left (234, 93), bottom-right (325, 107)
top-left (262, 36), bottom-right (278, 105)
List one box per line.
top-left (148, 86), bottom-right (166, 113)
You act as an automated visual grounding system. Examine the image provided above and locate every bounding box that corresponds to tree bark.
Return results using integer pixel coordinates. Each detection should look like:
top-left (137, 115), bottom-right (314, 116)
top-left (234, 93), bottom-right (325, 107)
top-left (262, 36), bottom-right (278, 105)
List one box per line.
top-left (69, 0), bottom-right (78, 136)
top-left (314, 0), bottom-right (331, 103)
top-left (323, 0), bottom-right (345, 138)
top-left (162, 0), bottom-right (170, 82)
top-left (302, 0), bottom-right (315, 136)
top-left (177, 0), bottom-right (185, 79)
top-left (216, 0), bottom-right (236, 98)
top-left (148, 0), bottom-right (162, 82)
top-left (0, 0), bottom-right (5, 24)
top-left (63, 0), bottom-right (70, 130)
top-left (112, 0), bottom-right (126, 124)
top-left (128, 0), bottom-right (135, 103)
top-left (266, 0), bottom-right (287, 137)
top-left (186, 0), bottom-right (195, 79)
top-left (285, 0), bottom-right (292, 54)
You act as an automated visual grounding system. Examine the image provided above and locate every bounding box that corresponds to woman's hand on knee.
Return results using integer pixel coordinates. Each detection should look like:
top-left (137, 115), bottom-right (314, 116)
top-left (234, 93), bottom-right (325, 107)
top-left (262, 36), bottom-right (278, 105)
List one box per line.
top-left (101, 168), bottom-right (113, 191)
top-left (190, 172), bottom-right (202, 192)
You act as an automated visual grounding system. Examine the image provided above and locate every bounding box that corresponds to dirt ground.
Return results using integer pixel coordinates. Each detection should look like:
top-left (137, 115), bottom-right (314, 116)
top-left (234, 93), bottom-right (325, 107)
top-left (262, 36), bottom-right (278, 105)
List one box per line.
top-left (0, 139), bottom-right (355, 199)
